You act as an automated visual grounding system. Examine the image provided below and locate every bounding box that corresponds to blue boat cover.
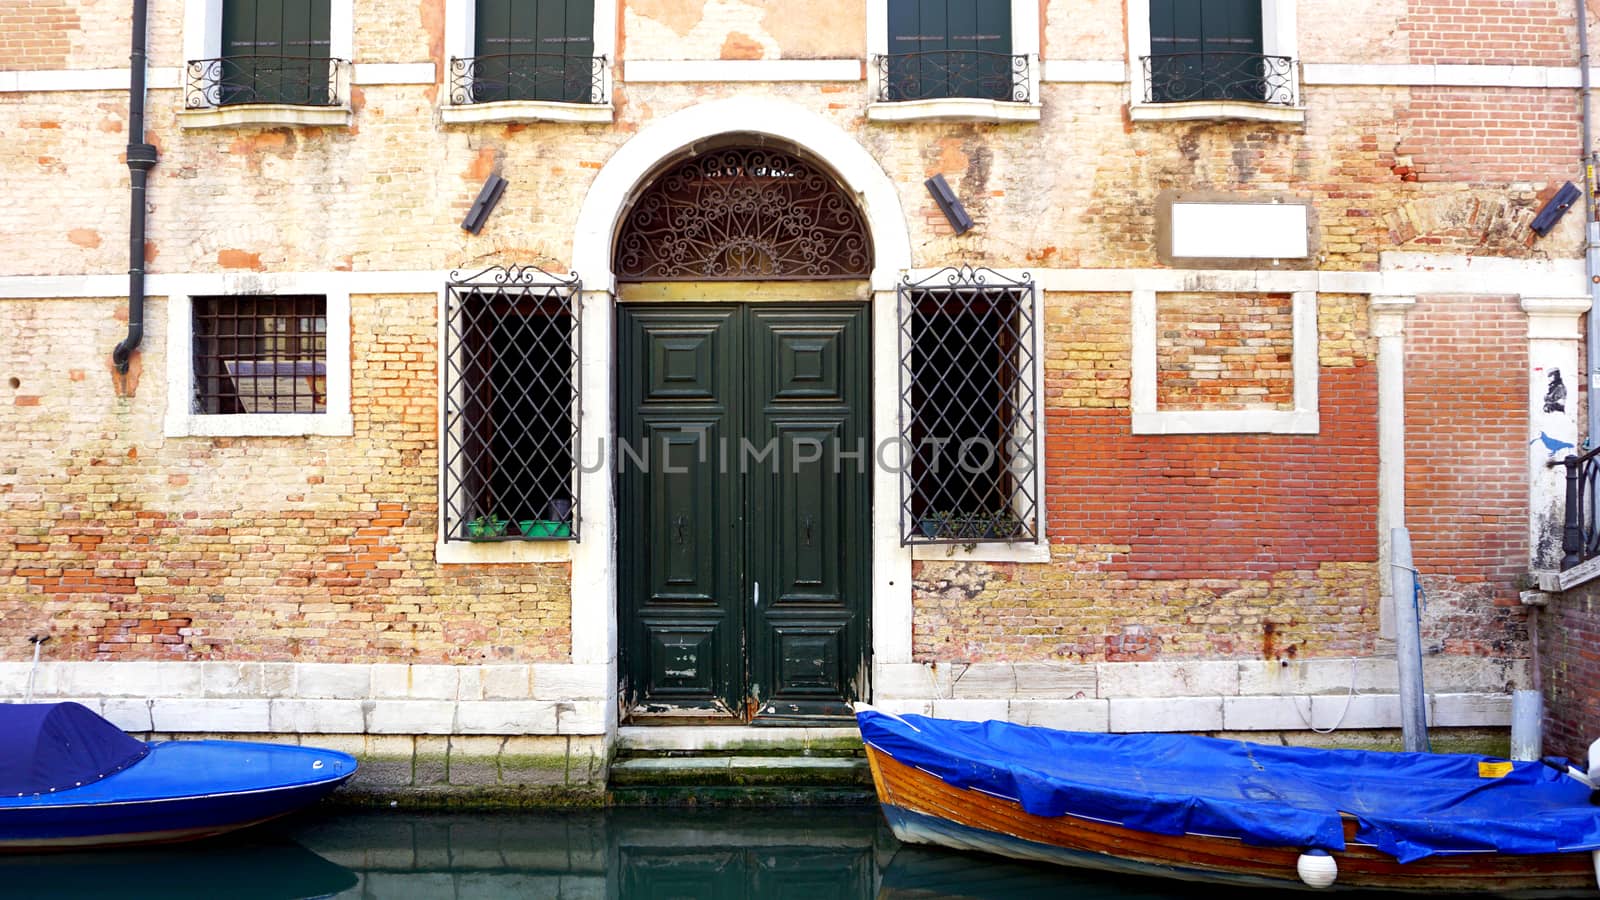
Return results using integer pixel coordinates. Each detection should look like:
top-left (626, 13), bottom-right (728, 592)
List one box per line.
top-left (0, 702), bottom-right (149, 796)
top-left (859, 710), bottom-right (1600, 863)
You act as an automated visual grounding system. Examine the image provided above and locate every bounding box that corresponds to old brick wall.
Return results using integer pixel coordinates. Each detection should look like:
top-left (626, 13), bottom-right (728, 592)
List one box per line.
top-left (0, 295), bottom-right (570, 663)
top-left (1403, 296), bottom-right (1530, 658)
top-left (1541, 591), bottom-right (1600, 761)
top-left (1, 0), bottom-right (1582, 683)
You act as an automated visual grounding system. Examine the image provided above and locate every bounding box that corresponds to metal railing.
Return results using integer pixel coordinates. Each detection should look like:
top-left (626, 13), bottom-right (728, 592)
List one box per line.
top-left (185, 56), bottom-right (346, 109)
top-left (874, 51), bottom-right (1031, 103)
top-left (449, 54), bottom-right (607, 105)
top-left (1142, 51), bottom-right (1296, 106)
top-left (1553, 446), bottom-right (1600, 570)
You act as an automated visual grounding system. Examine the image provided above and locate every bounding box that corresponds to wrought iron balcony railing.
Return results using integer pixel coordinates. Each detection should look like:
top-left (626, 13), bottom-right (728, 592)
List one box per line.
top-left (186, 56), bottom-right (346, 109)
top-left (875, 51), bottom-right (1031, 104)
top-left (449, 54), bottom-right (608, 106)
top-left (1142, 52), bottom-right (1296, 106)
top-left (1553, 446), bottom-right (1600, 570)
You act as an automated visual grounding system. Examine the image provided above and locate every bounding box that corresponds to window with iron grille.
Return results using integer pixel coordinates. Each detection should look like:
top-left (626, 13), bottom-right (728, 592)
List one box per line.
top-left (192, 295), bottom-right (327, 415)
top-left (452, 0), bottom-right (602, 105)
top-left (187, 0), bottom-right (338, 108)
top-left (443, 266), bottom-right (581, 543)
top-left (898, 267), bottom-right (1039, 545)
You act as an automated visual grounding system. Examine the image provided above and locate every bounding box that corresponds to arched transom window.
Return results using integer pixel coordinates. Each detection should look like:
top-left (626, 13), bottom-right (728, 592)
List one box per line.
top-left (614, 145), bottom-right (872, 281)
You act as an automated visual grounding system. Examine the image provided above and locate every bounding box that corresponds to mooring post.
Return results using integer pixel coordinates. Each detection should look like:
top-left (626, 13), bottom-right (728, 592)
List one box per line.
top-left (1391, 527), bottom-right (1429, 752)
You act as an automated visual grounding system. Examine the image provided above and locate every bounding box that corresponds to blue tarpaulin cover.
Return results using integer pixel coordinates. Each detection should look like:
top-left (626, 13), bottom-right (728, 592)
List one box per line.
top-left (859, 710), bottom-right (1600, 863)
top-left (0, 702), bottom-right (149, 796)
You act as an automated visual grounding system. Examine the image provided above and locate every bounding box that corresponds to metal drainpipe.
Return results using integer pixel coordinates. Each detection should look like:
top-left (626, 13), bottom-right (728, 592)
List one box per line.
top-left (113, 0), bottom-right (158, 374)
top-left (1582, 0), bottom-right (1599, 446)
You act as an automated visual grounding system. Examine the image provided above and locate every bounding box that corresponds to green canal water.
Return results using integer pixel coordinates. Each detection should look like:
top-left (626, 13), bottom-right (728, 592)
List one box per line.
top-left (0, 807), bottom-right (1434, 899)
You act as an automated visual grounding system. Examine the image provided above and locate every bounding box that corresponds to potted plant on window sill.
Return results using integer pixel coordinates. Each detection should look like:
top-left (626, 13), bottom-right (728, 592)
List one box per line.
top-left (464, 514), bottom-right (508, 540)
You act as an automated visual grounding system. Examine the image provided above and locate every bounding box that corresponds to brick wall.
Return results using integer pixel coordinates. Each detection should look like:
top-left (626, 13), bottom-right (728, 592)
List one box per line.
top-left (0, 0), bottom-right (77, 70)
top-left (0, 296), bottom-right (571, 664)
top-left (1156, 292), bottom-right (1295, 412)
top-left (1398, 88), bottom-right (1583, 186)
top-left (1404, 296), bottom-right (1529, 657)
top-left (1403, 0), bottom-right (1576, 66)
top-left (1540, 591), bottom-right (1600, 761)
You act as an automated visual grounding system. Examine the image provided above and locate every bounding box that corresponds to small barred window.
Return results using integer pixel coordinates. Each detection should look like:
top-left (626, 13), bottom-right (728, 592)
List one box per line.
top-left (192, 295), bottom-right (327, 415)
top-left (898, 266), bottom-right (1039, 545)
top-left (442, 266), bottom-right (581, 542)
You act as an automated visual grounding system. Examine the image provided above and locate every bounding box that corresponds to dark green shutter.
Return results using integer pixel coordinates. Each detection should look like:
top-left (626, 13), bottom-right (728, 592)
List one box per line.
top-left (1149, 0), bottom-right (1264, 102)
top-left (474, 0), bottom-right (595, 103)
top-left (886, 0), bottom-right (1012, 101)
top-left (220, 0), bottom-right (330, 105)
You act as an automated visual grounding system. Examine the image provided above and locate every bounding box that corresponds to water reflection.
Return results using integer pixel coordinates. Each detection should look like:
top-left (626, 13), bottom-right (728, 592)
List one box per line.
top-left (1, 807), bottom-right (1427, 899)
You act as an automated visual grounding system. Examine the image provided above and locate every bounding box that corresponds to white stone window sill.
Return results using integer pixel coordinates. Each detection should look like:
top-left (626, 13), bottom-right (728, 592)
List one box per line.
top-left (1130, 101), bottom-right (1305, 124)
top-left (436, 539), bottom-right (574, 564)
top-left (440, 100), bottom-right (614, 125)
top-left (911, 541), bottom-right (1051, 564)
top-left (165, 412), bottom-right (354, 438)
top-left (179, 104), bottom-right (353, 130)
top-left (866, 98), bottom-right (1041, 124)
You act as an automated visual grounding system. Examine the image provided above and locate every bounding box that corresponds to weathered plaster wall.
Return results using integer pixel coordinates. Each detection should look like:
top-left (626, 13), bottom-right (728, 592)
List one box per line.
top-left (623, 0), bottom-right (865, 61)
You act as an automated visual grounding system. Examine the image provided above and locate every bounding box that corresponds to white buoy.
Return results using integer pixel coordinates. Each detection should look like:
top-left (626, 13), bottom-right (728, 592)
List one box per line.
top-left (1587, 738), bottom-right (1600, 786)
top-left (1297, 850), bottom-right (1338, 889)
top-left (1591, 849), bottom-right (1600, 890)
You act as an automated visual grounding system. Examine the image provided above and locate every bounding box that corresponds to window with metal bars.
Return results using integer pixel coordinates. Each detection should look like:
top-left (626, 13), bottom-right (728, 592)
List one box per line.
top-left (898, 267), bottom-right (1039, 545)
top-left (442, 266), bottom-right (581, 542)
top-left (192, 295), bottom-right (327, 415)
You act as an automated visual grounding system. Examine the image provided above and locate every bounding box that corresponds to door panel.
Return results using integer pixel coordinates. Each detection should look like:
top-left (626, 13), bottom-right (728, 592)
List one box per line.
top-left (745, 307), bottom-right (871, 721)
top-left (619, 304), bottom-right (870, 723)
top-left (619, 309), bottom-right (743, 718)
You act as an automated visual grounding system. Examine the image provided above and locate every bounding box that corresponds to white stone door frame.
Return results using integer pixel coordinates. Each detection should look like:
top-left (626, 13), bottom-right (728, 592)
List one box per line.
top-left (569, 98), bottom-right (916, 732)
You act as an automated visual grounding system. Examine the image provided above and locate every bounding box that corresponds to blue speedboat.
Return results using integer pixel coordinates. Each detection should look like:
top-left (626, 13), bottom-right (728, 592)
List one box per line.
top-left (1, 702), bottom-right (357, 850)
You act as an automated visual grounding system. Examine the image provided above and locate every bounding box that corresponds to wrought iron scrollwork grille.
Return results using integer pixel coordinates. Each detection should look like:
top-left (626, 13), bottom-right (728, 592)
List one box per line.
top-left (443, 266), bottom-right (581, 543)
top-left (1142, 52), bottom-right (1296, 106)
top-left (448, 54), bottom-right (607, 105)
top-left (874, 51), bottom-right (1031, 103)
top-left (614, 146), bottom-right (872, 282)
top-left (898, 266), bottom-right (1039, 545)
top-left (186, 56), bottom-right (345, 109)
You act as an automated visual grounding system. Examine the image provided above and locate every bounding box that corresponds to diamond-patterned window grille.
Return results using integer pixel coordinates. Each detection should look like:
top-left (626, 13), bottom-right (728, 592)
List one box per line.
top-left (443, 265), bottom-right (581, 542)
top-left (898, 266), bottom-right (1039, 545)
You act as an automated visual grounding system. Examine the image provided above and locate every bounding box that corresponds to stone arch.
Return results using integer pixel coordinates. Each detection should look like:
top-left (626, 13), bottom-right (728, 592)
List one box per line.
top-left (571, 98), bottom-right (911, 292)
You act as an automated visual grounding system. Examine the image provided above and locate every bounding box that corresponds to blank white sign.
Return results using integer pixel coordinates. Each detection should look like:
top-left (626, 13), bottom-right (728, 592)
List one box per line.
top-left (1170, 202), bottom-right (1310, 259)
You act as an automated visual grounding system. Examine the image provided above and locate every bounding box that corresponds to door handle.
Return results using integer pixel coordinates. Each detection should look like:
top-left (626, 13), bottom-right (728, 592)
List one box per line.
top-left (753, 582), bottom-right (760, 607)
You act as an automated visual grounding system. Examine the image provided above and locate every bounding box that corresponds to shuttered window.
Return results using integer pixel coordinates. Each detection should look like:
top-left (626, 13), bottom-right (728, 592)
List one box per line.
top-left (1148, 0), bottom-right (1268, 102)
top-left (884, 0), bottom-right (1014, 101)
top-left (472, 0), bottom-right (596, 103)
top-left (219, 0), bottom-right (332, 106)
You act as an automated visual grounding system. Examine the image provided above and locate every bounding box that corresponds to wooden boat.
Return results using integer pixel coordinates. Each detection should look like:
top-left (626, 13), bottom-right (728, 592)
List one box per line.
top-left (1, 702), bottom-right (357, 850)
top-left (858, 708), bottom-right (1600, 896)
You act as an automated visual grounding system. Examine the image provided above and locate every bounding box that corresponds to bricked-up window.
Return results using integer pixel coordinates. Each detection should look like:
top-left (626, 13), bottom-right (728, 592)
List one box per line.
top-left (442, 266), bottom-right (581, 542)
top-left (881, 0), bottom-right (1022, 102)
top-left (192, 295), bottom-right (327, 414)
top-left (1147, 0), bottom-right (1292, 105)
top-left (898, 266), bottom-right (1039, 545)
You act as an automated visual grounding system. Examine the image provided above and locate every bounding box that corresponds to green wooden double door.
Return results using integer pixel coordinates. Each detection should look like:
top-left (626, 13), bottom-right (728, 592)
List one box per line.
top-left (618, 303), bottom-right (872, 723)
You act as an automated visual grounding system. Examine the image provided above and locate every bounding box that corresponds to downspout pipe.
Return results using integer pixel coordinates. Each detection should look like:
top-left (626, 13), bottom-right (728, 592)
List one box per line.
top-left (113, 0), bottom-right (157, 374)
top-left (1582, 0), bottom-right (1598, 447)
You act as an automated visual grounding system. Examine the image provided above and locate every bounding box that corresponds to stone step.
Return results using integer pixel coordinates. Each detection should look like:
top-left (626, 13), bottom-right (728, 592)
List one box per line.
top-left (615, 725), bottom-right (864, 758)
top-left (609, 755), bottom-right (872, 788)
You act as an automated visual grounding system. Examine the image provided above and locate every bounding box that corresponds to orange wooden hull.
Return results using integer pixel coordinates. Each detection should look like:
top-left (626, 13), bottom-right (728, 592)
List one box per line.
top-left (864, 744), bottom-right (1595, 896)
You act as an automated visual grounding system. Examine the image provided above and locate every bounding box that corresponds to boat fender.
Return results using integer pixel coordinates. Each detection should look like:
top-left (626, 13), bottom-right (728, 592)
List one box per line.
top-left (1297, 850), bottom-right (1338, 889)
top-left (1592, 848), bottom-right (1600, 890)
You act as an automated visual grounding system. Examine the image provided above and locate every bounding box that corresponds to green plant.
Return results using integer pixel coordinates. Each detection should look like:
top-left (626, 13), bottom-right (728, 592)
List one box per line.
top-left (465, 514), bottom-right (508, 539)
